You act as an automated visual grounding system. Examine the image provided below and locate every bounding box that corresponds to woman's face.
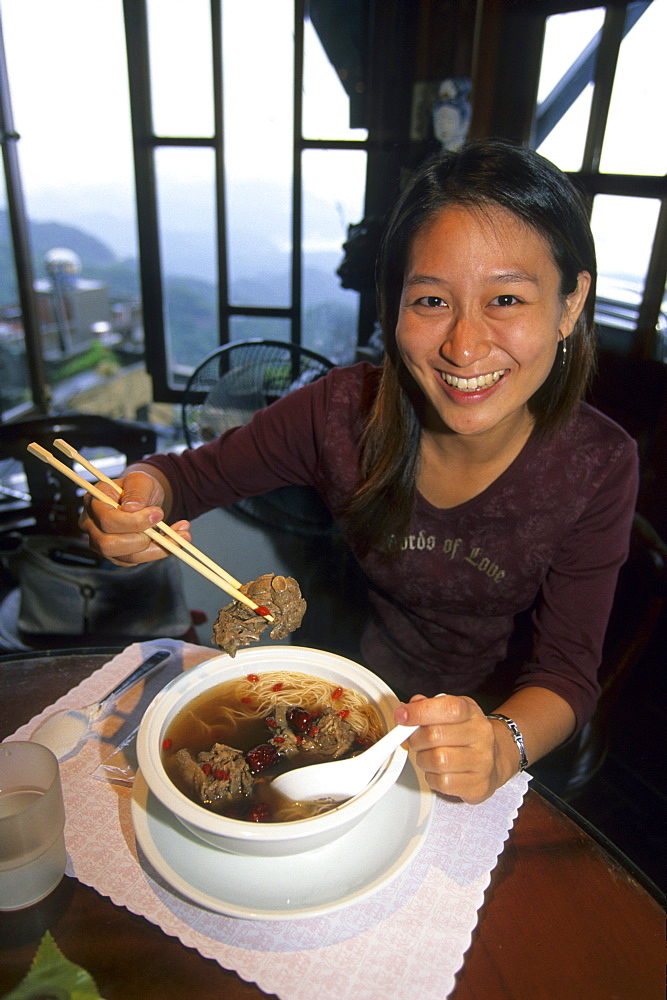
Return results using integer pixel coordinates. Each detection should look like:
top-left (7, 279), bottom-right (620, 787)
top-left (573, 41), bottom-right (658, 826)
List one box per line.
top-left (396, 204), bottom-right (590, 443)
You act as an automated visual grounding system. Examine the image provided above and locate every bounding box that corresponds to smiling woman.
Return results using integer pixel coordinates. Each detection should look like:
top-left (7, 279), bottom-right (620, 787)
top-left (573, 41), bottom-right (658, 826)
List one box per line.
top-left (396, 204), bottom-right (591, 457)
top-left (80, 140), bottom-right (638, 807)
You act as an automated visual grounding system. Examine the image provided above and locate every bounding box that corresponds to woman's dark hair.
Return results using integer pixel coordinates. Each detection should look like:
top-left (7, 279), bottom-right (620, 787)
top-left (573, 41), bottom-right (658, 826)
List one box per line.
top-left (341, 139), bottom-right (598, 556)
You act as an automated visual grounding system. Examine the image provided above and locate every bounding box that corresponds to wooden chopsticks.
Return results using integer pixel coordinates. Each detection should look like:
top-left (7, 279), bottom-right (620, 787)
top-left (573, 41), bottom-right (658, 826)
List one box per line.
top-left (52, 439), bottom-right (244, 591)
top-left (27, 440), bottom-right (273, 621)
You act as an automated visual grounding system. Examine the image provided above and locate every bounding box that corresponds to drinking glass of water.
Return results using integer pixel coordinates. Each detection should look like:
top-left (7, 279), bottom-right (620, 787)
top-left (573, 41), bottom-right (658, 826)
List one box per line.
top-left (0, 741), bottom-right (67, 910)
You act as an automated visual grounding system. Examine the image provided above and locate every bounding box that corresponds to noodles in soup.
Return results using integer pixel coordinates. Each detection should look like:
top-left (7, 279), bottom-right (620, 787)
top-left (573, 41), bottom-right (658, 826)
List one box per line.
top-left (162, 671), bottom-right (385, 822)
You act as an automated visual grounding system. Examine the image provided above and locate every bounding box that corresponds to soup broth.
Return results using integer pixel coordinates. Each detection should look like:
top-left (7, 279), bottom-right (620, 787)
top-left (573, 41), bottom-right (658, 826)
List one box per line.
top-left (162, 671), bottom-right (385, 822)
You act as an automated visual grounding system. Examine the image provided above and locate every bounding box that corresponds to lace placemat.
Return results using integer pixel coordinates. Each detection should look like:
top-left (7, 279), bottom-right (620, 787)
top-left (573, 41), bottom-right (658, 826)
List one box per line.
top-left (6, 640), bottom-right (530, 1000)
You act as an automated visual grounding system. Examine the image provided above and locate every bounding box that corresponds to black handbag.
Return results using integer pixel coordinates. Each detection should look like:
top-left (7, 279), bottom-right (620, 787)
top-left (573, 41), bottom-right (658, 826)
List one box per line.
top-left (11, 535), bottom-right (193, 643)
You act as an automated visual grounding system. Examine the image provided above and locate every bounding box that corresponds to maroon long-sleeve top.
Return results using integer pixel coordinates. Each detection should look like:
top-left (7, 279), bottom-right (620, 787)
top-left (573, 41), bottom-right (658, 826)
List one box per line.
top-left (145, 364), bottom-right (638, 730)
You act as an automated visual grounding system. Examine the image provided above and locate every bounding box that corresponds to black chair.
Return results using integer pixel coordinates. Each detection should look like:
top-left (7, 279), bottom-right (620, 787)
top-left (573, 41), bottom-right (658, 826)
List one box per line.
top-left (531, 511), bottom-right (667, 800)
top-left (0, 412), bottom-right (196, 650)
top-left (182, 339), bottom-right (335, 536)
top-left (0, 412), bottom-right (157, 538)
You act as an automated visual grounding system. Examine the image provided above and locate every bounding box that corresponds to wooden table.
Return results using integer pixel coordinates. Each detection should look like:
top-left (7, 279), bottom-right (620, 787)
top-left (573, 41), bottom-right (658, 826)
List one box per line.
top-left (0, 648), bottom-right (664, 1000)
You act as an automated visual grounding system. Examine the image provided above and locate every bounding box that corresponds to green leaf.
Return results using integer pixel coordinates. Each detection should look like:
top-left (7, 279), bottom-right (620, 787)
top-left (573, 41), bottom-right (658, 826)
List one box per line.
top-left (2, 930), bottom-right (103, 1000)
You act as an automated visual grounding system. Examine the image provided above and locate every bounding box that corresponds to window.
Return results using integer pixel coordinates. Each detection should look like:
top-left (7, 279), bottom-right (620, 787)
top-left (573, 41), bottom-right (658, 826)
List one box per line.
top-left (0, 0), bottom-right (367, 421)
top-left (0, 0), bottom-right (141, 422)
top-left (534, 1), bottom-right (667, 360)
top-left (129, 0), bottom-right (367, 403)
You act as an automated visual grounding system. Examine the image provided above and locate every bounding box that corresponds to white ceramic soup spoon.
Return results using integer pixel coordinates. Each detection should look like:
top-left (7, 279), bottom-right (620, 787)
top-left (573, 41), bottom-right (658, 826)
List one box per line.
top-left (271, 722), bottom-right (419, 803)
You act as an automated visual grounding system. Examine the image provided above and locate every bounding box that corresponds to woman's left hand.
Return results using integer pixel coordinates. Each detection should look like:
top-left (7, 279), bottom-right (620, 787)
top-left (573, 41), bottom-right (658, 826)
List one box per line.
top-left (394, 694), bottom-right (516, 803)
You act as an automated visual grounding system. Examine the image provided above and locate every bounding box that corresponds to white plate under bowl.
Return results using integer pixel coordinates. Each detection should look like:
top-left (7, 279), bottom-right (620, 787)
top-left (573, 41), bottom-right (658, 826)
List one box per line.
top-left (131, 756), bottom-right (433, 921)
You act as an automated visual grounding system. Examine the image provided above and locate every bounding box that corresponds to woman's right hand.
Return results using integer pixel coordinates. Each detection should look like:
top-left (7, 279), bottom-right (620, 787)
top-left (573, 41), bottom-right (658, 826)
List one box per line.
top-left (78, 468), bottom-right (191, 566)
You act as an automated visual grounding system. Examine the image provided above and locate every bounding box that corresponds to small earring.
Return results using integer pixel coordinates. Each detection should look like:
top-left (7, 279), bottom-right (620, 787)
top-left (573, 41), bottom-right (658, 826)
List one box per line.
top-left (560, 335), bottom-right (567, 367)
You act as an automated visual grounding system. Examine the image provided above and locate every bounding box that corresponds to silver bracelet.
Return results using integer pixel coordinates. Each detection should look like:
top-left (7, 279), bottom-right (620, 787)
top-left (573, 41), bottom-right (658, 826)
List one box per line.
top-left (487, 714), bottom-right (529, 772)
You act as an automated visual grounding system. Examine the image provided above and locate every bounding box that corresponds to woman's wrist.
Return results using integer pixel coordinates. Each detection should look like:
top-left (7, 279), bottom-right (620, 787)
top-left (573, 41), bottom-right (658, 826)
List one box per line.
top-left (487, 714), bottom-right (528, 771)
top-left (487, 714), bottom-right (527, 783)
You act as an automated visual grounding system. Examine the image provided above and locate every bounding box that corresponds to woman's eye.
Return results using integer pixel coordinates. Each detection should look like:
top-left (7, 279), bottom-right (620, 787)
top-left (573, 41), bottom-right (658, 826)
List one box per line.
top-left (491, 294), bottom-right (520, 307)
top-left (416, 295), bottom-right (447, 308)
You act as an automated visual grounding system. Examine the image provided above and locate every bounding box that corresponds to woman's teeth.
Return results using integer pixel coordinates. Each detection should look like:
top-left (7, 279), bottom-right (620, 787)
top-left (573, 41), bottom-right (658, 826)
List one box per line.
top-left (442, 370), bottom-right (504, 392)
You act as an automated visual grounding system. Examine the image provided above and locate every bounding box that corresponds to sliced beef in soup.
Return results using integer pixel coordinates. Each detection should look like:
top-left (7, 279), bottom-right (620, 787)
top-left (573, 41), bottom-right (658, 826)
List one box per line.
top-left (267, 705), bottom-right (359, 759)
top-left (173, 743), bottom-right (255, 806)
top-left (307, 707), bottom-right (359, 758)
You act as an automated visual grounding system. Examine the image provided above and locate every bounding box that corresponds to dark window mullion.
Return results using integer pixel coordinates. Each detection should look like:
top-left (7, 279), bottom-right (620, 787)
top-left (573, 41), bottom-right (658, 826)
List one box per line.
top-left (292, 0), bottom-right (305, 348)
top-left (301, 138), bottom-right (369, 151)
top-left (210, 0), bottom-right (229, 349)
top-left (570, 173), bottom-right (666, 200)
top-left (0, 13), bottom-right (48, 414)
top-left (150, 135), bottom-right (215, 147)
top-left (582, 4), bottom-right (626, 174)
top-left (123, 0), bottom-right (171, 397)
top-left (228, 306), bottom-right (292, 318)
top-left (573, 2), bottom-right (665, 361)
top-left (634, 199), bottom-right (667, 360)
top-left (535, 1), bottom-right (650, 149)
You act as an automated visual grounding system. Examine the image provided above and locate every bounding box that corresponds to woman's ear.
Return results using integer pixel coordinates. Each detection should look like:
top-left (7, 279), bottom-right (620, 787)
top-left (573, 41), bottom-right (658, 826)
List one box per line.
top-left (560, 270), bottom-right (592, 339)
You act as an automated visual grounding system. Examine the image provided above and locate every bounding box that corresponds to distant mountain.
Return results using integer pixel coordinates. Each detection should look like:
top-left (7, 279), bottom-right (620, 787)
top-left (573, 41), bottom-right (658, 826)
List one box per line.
top-left (0, 210), bottom-right (125, 305)
top-left (24, 176), bottom-right (355, 282)
top-left (0, 210), bottom-right (116, 275)
top-left (0, 196), bottom-right (359, 367)
top-left (31, 219), bottom-right (116, 273)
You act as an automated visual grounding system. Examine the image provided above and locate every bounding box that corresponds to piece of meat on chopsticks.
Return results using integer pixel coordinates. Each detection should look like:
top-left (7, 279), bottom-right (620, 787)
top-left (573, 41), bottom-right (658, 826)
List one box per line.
top-left (212, 573), bottom-right (307, 657)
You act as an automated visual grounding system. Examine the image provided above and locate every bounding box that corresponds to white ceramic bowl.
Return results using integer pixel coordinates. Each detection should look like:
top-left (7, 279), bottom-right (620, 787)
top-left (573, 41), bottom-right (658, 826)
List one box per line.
top-left (136, 646), bottom-right (408, 856)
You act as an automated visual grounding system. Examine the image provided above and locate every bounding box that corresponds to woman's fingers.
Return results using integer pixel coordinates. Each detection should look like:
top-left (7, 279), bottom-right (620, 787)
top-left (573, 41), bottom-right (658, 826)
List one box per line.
top-left (117, 469), bottom-right (166, 511)
top-left (85, 515), bottom-right (192, 566)
top-left (77, 471), bottom-right (191, 566)
top-left (396, 693), bottom-right (482, 742)
top-left (395, 693), bottom-right (499, 803)
top-left (419, 766), bottom-right (497, 804)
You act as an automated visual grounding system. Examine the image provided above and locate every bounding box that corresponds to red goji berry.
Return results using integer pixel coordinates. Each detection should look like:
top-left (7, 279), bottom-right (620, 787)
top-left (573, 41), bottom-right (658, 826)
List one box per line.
top-left (255, 606), bottom-right (271, 618)
top-left (246, 674), bottom-right (260, 683)
top-left (273, 736), bottom-right (285, 744)
top-left (162, 738), bottom-right (172, 750)
top-left (337, 709), bottom-right (350, 718)
top-left (214, 769), bottom-right (230, 781)
top-left (265, 717), bottom-right (277, 727)
top-left (272, 681), bottom-right (284, 691)
top-left (241, 696), bottom-right (252, 704)
top-left (332, 686), bottom-right (344, 700)
top-left (308, 726), bottom-right (319, 737)
top-left (202, 763), bottom-right (212, 775)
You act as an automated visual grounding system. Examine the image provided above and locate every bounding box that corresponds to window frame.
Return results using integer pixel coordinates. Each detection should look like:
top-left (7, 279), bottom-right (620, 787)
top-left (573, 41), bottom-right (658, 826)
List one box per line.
top-left (124, 0), bottom-right (370, 404)
top-left (0, 12), bottom-right (48, 415)
top-left (471, 0), bottom-right (667, 362)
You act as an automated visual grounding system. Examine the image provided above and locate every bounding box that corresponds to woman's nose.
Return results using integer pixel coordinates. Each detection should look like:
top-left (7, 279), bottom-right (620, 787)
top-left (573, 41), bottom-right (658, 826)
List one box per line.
top-left (440, 315), bottom-right (490, 367)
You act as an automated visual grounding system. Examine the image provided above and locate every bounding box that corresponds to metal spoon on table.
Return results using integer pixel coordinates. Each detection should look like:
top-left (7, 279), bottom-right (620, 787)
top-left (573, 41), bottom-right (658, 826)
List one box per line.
top-left (30, 648), bottom-right (171, 758)
top-left (271, 721), bottom-right (419, 803)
